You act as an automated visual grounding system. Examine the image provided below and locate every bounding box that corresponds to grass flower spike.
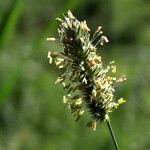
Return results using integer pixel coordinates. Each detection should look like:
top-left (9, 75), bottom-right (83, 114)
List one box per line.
top-left (48, 10), bottom-right (126, 132)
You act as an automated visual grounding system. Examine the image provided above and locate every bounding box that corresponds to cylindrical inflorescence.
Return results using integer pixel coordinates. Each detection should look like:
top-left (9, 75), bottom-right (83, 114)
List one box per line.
top-left (48, 10), bottom-right (126, 130)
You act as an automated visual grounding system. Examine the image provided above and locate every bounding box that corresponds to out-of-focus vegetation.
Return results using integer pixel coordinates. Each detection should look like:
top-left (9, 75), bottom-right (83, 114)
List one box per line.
top-left (0, 0), bottom-right (150, 149)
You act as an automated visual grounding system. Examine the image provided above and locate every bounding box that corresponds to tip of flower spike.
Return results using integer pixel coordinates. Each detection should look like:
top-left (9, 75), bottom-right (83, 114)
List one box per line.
top-left (67, 10), bottom-right (75, 19)
top-left (46, 37), bottom-right (56, 41)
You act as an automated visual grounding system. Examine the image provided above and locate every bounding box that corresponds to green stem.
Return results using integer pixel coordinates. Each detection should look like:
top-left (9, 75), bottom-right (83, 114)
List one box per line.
top-left (106, 115), bottom-right (120, 150)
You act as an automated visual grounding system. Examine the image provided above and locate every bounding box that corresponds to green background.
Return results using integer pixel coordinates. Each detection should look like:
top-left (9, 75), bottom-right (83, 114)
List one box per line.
top-left (0, 0), bottom-right (150, 149)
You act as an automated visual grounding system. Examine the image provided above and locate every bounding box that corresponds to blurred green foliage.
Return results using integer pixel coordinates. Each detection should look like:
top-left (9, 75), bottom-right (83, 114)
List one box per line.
top-left (0, 0), bottom-right (150, 149)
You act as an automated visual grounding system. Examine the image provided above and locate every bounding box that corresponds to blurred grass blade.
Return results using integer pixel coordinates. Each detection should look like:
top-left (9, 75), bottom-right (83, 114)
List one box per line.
top-left (32, 0), bottom-right (86, 50)
top-left (0, 0), bottom-right (24, 47)
top-left (0, 64), bottom-right (22, 106)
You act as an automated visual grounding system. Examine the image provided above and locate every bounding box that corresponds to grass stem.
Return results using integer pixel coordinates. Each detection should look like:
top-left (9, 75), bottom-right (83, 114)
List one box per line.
top-left (106, 116), bottom-right (120, 150)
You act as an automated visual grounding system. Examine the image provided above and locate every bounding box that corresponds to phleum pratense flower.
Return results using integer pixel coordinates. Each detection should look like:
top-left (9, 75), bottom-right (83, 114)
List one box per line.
top-left (48, 10), bottom-right (126, 131)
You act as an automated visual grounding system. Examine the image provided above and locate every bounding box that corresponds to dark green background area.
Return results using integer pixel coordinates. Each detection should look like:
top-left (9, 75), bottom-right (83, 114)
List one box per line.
top-left (0, 0), bottom-right (150, 149)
